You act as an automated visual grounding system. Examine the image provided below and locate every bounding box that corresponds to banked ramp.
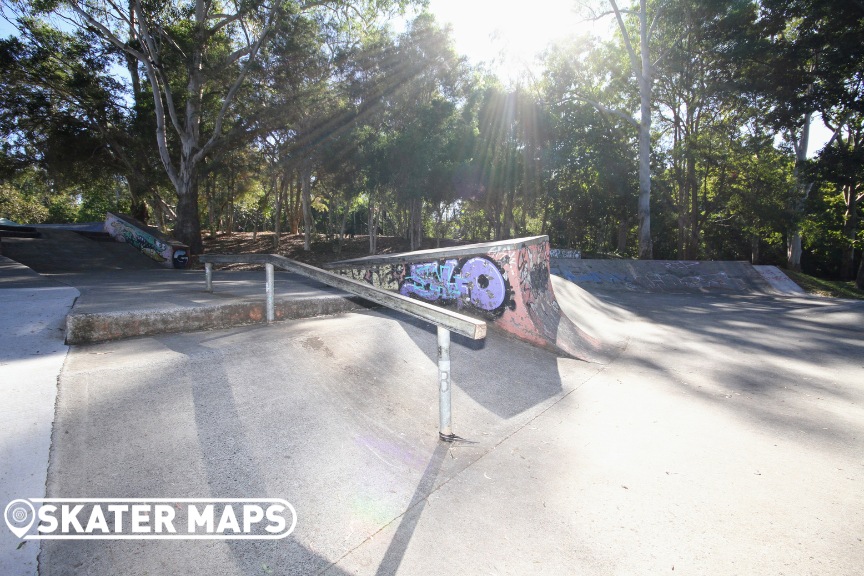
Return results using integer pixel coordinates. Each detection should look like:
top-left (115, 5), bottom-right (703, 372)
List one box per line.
top-left (325, 236), bottom-right (615, 363)
top-left (551, 258), bottom-right (801, 295)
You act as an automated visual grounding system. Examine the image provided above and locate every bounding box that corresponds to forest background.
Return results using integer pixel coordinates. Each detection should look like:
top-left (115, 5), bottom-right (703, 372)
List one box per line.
top-left (1, 0), bottom-right (862, 288)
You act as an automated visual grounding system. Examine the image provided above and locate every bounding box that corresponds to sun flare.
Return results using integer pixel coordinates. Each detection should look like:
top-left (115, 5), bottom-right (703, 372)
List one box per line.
top-left (427, 0), bottom-right (606, 81)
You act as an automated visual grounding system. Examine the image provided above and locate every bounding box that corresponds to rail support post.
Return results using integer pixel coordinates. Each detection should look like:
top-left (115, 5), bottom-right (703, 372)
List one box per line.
top-left (265, 262), bottom-right (275, 323)
top-left (205, 262), bottom-right (213, 293)
top-left (438, 326), bottom-right (455, 441)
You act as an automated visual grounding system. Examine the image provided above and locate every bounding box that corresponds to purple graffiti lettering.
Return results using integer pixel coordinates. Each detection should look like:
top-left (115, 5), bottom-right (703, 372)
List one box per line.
top-left (399, 257), bottom-right (507, 312)
top-left (400, 259), bottom-right (460, 301)
top-left (456, 257), bottom-right (506, 311)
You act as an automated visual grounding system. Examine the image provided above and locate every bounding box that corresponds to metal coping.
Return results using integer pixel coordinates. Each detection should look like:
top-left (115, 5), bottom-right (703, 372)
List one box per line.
top-left (199, 254), bottom-right (487, 340)
top-left (322, 235), bottom-right (549, 269)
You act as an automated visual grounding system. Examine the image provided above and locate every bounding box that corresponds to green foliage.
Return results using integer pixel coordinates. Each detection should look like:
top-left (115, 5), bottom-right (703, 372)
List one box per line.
top-left (76, 184), bottom-right (130, 223)
top-left (45, 193), bottom-right (77, 223)
top-left (799, 182), bottom-right (857, 277)
top-left (785, 270), bottom-right (864, 300)
top-left (0, 181), bottom-right (48, 223)
top-left (0, 0), bottom-right (861, 283)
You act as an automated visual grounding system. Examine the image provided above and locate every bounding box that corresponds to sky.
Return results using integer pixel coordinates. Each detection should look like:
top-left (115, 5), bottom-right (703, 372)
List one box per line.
top-left (422, 0), bottom-right (607, 81)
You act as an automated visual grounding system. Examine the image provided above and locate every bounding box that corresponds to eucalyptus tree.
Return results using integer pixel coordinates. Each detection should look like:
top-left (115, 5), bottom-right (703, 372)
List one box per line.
top-left (573, 0), bottom-right (668, 258)
top-left (652, 0), bottom-right (756, 259)
top-left (740, 0), bottom-right (864, 271)
top-left (381, 13), bottom-right (468, 249)
top-left (541, 36), bottom-right (638, 254)
top-left (468, 84), bottom-right (548, 242)
top-left (606, 0), bottom-right (659, 258)
top-left (809, 41), bottom-right (864, 283)
top-left (338, 13), bottom-right (467, 250)
top-left (814, 113), bottom-right (864, 280)
top-left (0, 19), bottom-right (162, 221)
top-left (27, 0), bottom-right (414, 253)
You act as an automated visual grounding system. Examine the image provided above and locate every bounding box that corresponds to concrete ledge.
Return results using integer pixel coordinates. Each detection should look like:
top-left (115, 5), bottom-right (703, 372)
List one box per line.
top-left (66, 294), bottom-right (372, 344)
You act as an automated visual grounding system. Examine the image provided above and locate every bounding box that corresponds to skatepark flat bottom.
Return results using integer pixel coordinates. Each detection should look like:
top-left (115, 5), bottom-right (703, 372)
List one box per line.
top-left (35, 277), bottom-right (864, 575)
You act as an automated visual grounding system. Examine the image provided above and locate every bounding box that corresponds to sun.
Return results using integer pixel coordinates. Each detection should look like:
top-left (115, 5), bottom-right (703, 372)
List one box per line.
top-left (427, 0), bottom-right (604, 82)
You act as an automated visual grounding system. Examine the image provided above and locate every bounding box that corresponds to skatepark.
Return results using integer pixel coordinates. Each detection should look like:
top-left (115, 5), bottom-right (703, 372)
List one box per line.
top-left (1, 225), bottom-right (863, 575)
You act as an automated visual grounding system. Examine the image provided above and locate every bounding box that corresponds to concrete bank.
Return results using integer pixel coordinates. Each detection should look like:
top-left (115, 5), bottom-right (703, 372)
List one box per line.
top-left (551, 258), bottom-right (801, 295)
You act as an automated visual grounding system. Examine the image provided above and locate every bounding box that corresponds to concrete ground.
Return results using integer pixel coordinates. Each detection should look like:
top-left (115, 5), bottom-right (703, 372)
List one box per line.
top-left (0, 258), bottom-right (78, 576)
top-left (25, 275), bottom-right (864, 575)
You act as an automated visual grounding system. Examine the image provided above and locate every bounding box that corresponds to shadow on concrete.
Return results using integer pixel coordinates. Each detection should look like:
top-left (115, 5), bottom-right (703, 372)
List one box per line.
top-left (39, 300), bottom-right (608, 575)
top-left (583, 289), bottom-right (864, 450)
top-left (40, 326), bottom-right (355, 576)
top-left (373, 442), bottom-right (449, 576)
top-left (382, 308), bottom-right (572, 421)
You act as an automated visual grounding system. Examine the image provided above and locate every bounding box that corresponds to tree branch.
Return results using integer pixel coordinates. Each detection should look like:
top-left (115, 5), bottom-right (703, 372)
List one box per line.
top-left (209, 12), bottom-right (244, 35)
top-left (197, 2), bottom-right (282, 161)
top-left (132, 0), bottom-right (184, 142)
top-left (67, 2), bottom-right (146, 62)
top-left (822, 111), bottom-right (851, 150)
top-left (561, 94), bottom-right (639, 128)
top-left (648, 5), bottom-right (661, 38)
top-left (224, 44), bottom-right (254, 66)
top-left (609, 0), bottom-right (643, 82)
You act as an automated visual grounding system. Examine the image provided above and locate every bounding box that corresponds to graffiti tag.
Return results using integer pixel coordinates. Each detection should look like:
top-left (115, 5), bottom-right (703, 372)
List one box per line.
top-left (113, 222), bottom-right (168, 262)
top-left (172, 249), bottom-right (189, 269)
top-left (399, 257), bottom-right (508, 312)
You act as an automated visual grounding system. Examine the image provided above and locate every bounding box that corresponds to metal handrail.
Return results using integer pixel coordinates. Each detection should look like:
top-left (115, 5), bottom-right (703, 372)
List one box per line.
top-left (199, 253), bottom-right (487, 441)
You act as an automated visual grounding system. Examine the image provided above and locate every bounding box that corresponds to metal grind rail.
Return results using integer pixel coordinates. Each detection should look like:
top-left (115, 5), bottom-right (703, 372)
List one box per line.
top-left (199, 253), bottom-right (487, 441)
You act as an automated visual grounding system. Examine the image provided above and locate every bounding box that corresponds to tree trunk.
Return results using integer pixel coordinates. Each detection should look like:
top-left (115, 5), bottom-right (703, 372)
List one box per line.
top-left (503, 189), bottom-right (516, 240)
top-left (273, 175), bottom-right (284, 250)
top-left (686, 150), bottom-right (699, 260)
top-left (856, 252), bottom-right (864, 290)
top-left (617, 220), bottom-right (629, 254)
top-left (300, 163), bottom-right (313, 251)
top-left (409, 198), bottom-right (421, 251)
top-left (175, 173), bottom-right (203, 253)
top-left (336, 206), bottom-right (348, 255)
top-left (636, 0), bottom-right (653, 259)
top-left (289, 175), bottom-right (300, 235)
top-left (127, 175), bottom-right (150, 224)
top-left (434, 206), bottom-right (443, 248)
top-left (841, 183), bottom-right (858, 279)
top-left (677, 213), bottom-right (687, 259)
top-left (787, 229), bottom-right (803, 271)
top-left (673, 113), bottom-right (686, 259)
top-left (152, 196), bottom-right (165, 230)
top-left (751, 235), bottom-right (760, 264)
top-left (787, 114), bottom-right (812, 271)
top-left (605, 0), bottom-right (654, 258)
top-left (125, 5), bottom-right (148, 225)
top-left (541, 200), bottom-right (550, 237)
top-left (228, 190), bottom-right (235, 236)
top-left (205, 176), bottom-right (217, 238)
top-left (368, 189), bottom-right (378, 255)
